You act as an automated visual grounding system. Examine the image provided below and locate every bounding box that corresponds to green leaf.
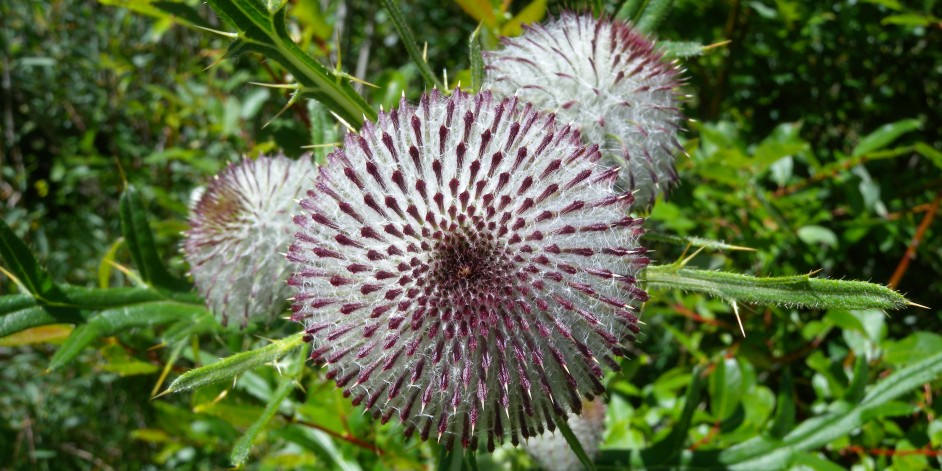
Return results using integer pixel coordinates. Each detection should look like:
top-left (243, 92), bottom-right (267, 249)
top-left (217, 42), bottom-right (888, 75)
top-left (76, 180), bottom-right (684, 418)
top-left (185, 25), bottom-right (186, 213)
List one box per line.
top-left (162, 333), bottom-right (305, 395)
top-left (469, 24), bottom-right (484, 92)
top-left (231, 378), bottom-right (294, 466)
top-left (768, 368), bottom-right (794, 439)
top-left (882, 13), bottom-right (934, 27)
top-left (709, 357), bottom-right (744, 420)
top-left (205, 0), bottom-right (375, 127)
top-left (230, 344), bottom-right (304, 466)
top-left (851, 119), bottom-right (922, 157)
top-left (643, 265), bottom-right (909, 311)
top-left (1, 305), bottom-right (87, 339)
top-left (500, 0), bottom-right (547, 37)
top-left (789, 452), bottom-right (847, 471)
top-left (0, 218), bottom-right (57, 298)
top-left (915, 142), bottom-right (942, 171)
top-left (1, 285), bottom-right (199, 339)
top-left (100, 343), bottom-right (161, 376)
top-left (97, 237), bottom-right (125, 288)
top-left (379, 0), bottom-right (446, 90)
top-left (616, 0), bottom-right (645, 22)
top-left (796, 225), bottom-right (839, 248)
top-left (49, 301), bottom-right (206, 370)
top-left (635, 0), bottom-right (674, 34)
top-left (436, 443), bottom-right (469, 471)
top-left (884, 332), bottom-right (942, 366)
top-left (555, 415), bottom-right (596, 471)
top-left (120, 186), bottom-right (190, 292)
top-left (646, 366), bottom-right (706, 464)
top-left (719, 349), bottom-right (942, 466)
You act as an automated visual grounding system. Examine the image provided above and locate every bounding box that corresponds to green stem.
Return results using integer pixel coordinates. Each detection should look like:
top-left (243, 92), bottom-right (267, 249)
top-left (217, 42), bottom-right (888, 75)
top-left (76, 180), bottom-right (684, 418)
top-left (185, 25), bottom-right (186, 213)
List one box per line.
top-left (379, 0), bottom-right (446, 91)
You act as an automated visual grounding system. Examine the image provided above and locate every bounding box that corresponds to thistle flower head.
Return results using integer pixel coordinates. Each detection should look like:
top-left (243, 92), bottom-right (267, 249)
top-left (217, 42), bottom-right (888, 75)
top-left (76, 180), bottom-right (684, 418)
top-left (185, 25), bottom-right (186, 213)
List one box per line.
top-left (287, 90), bottom-right (648, 450)
top-left (524, 398), bottom-right (607, 471)
top-left (484, 13), bottom-right (685, 209)
top-left (184, 154), bottom-right (315, 328)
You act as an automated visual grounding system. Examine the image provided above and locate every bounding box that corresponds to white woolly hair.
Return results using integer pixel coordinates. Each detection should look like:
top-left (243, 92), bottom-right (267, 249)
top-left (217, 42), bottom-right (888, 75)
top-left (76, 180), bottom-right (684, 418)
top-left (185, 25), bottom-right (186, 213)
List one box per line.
top-left (184, 154), bottom-right (315, 328)
top-left (484, 12), bottom-right (685, 209)
top-left (287, 90), bottom-right (648, 450)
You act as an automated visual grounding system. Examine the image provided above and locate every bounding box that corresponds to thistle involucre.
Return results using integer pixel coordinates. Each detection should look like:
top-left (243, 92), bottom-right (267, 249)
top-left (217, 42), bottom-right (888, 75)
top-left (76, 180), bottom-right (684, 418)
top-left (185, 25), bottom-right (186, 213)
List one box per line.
top-left (484, 13), bottom-right (684, 209)
top-left (288, 90), bottom-right (648, 450)
top-left (185, 155), bottom-right (315, 328)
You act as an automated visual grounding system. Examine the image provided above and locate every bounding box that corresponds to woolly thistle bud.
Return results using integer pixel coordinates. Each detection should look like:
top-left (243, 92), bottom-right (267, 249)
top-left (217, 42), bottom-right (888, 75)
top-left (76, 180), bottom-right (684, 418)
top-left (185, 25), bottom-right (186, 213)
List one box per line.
top-left (184, 155), bottom-right (315, 328)
top-left (287, 90), bottom-right (648, 451)
top-left (484, 13), bottom-right (685, 209)
top-left (524, 398), bottom-right (607, 471)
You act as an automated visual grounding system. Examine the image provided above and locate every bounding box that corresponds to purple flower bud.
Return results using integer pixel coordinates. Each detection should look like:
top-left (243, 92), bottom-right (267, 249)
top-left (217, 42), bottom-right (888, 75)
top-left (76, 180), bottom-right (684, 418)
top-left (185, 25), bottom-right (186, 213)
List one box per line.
top-left (288, 90), bottom-right (647, 450)
top-left (485, 13), bottom-right (685, 209)
top-left (185, 155), bottom-right (315, 328)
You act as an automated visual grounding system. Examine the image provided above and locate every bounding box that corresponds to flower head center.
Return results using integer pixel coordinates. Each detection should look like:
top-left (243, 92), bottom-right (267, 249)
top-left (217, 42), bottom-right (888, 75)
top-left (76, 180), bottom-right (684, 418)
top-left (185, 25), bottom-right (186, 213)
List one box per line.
top-left (430, 228), bottom-right (511, 296)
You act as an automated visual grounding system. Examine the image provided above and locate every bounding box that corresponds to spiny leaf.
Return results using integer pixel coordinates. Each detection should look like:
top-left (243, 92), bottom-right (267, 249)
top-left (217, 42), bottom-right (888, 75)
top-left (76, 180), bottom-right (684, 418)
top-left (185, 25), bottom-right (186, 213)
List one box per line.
top-left (230, 344), bottom-right (305, 466)
top-left (658, 40), bottom-right (706, 58)
top-left (205, 0), bottom-right (375, 127)
top-left (48, 302), bottom-right (206, 370)
top-left (469, 24), bottom-right (484, 92)
top-left (0, 218), bottom-right (57, 298)
top-left (161, 333), bottom-right (305, 395)
top-left (644, 265), bottom-right (909, 311)
top-left (635, 0), bottom-right (675, 33)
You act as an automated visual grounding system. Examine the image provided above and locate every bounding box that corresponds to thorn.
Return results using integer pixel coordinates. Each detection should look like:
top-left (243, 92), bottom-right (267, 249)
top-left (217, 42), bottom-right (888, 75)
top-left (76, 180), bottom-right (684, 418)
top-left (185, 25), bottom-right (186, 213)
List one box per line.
top-left (807, 268), bottom-right (824, 277)
top-left (731, 300), bottom-right (746, 338)
top-left (299, 142), bottom-right (341, 149)
top-left (907, 301), bottom-right (930, 309)
top-left (203, 54), bottom-right (228, 72)
top-left (329, 111), bottom-right (356, 134)
top-left (702, 39), bottom-right (732, 51)
top-left (191, 24), bottom-right (239, 39)
top-left (248, 81), bottom-right (301, 89)
top-left (422, 42), bottom-right (428, 63)
top-left (264, 93), bottom-right (300, 128)
top-left (678, 246), bottom-right (706, 268)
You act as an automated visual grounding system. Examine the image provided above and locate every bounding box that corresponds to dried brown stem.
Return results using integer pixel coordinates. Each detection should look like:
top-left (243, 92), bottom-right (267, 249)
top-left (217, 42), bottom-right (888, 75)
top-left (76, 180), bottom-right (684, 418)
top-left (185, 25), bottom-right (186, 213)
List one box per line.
top-left (888, 189), bottom-right (942, 289)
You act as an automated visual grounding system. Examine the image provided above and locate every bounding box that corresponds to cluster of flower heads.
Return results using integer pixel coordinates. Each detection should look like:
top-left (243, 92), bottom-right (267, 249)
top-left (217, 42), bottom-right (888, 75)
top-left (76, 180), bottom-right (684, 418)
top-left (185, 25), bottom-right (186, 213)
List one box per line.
top-left (287, 90), bottom-right (649, 450)
top-left (184, 155), bottom-right (315, 328)
top-left (184, 12), bottom-right (684, 453)
top-left (484, 12), bottom-right (684, 209)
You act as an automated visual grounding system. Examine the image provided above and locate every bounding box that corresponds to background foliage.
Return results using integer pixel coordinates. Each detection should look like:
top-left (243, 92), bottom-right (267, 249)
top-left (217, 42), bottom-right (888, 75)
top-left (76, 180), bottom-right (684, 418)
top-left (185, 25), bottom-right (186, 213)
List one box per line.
top-left (2, 0), bottom-right (941, 469)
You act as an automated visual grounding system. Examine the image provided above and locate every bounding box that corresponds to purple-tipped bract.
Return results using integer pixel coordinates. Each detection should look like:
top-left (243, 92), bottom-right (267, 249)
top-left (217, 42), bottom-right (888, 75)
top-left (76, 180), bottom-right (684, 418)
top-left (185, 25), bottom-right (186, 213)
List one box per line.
top-left (485, 13), bottom-right (685, 209)
top-left (287, 90), bottom-right (648, 450)
top-left (185, 155), bottom-right (315, 328)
